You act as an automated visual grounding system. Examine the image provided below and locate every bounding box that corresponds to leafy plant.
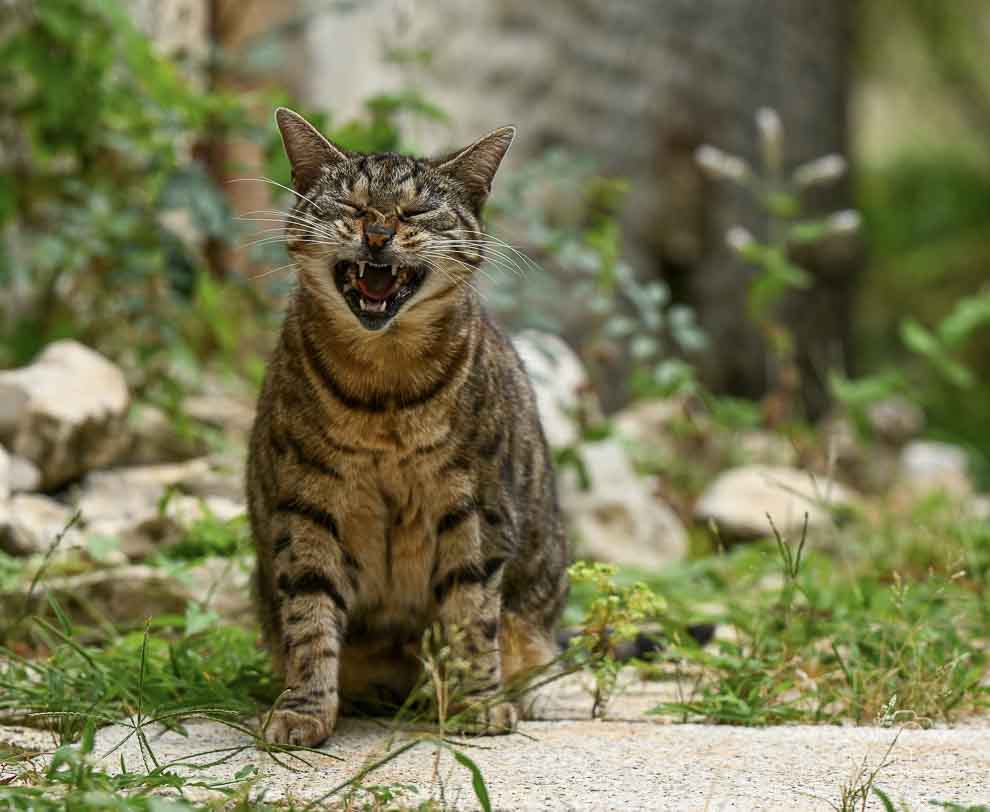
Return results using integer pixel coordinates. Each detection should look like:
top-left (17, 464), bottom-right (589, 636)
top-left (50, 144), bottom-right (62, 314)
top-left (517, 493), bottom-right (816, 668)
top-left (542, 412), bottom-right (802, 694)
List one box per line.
top-left (565, 561), bottom-right (667, 716)
top-left (485, 150), bottom-right (707, 402)
top-left (0, 0), bottom-right (248, 369)
top-left (695, 107), bottom-right (860, 424)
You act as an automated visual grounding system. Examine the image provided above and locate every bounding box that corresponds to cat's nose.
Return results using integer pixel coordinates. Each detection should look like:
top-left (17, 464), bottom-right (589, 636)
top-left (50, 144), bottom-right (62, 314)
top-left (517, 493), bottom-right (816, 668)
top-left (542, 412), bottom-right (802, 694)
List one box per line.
top-left (364, 223), bottom-right (395, 250)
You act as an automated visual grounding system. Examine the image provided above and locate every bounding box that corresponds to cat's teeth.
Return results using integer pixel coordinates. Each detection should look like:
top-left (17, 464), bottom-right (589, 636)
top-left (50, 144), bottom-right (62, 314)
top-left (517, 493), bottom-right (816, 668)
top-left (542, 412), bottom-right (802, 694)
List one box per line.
top-left (391, 265), bottom-right (398, 277)
top-left (358, 261), bottom-right (366, 278)
top-left (359, 298), bottom-right (388, 313)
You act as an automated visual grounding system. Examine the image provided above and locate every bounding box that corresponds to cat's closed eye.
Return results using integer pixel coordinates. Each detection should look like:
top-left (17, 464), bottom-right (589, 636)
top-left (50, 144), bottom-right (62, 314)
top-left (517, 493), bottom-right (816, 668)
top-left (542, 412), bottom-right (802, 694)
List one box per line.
top-left (399, 203), bottom-right (434, 219)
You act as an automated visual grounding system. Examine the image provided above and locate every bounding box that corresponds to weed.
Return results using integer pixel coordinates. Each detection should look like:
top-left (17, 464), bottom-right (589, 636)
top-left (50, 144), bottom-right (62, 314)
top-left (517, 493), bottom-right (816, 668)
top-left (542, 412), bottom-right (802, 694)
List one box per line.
top-left (564, 561), bottom-right (667, 717)
top-left (827, 729), bottom-right (900, 812)
top-left (642, 498), bottom-right (987, 726)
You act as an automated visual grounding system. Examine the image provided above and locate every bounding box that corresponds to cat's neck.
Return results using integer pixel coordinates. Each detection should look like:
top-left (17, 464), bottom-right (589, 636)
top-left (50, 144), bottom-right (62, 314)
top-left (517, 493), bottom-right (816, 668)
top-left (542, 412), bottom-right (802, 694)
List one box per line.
top-left (289, 282), bottom-right (479, 387)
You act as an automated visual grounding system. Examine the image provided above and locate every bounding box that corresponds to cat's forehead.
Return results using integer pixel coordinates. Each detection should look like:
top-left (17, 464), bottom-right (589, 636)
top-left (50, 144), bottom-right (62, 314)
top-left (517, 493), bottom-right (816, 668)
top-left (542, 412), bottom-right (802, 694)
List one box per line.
top-left (334, 153), bottom-right (441, 202)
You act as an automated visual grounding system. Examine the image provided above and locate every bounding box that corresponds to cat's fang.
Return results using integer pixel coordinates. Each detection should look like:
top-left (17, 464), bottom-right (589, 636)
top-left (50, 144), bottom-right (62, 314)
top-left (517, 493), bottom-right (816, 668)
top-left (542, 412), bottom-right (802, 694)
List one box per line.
top-left (358, 261), bottom-right (366, 278)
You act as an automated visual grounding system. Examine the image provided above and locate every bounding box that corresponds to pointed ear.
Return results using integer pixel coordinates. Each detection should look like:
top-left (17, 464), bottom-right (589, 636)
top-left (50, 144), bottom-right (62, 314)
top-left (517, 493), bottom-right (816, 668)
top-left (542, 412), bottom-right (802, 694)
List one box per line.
top-left (275, 107), bottom-right (348, 193)
top-left (434, 126), bottom-right (516, 207)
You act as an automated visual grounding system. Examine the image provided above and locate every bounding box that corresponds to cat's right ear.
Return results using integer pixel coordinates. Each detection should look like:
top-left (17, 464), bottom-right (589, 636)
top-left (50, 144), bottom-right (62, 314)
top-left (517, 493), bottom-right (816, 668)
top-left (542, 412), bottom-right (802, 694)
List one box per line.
top-left (275, 107), bottom-right (348, 193)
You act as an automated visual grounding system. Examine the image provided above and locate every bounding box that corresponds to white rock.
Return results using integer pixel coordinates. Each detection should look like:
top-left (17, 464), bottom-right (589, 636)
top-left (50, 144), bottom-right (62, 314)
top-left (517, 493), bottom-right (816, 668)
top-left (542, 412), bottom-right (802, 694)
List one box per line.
top-left (0, 493), bottom-right (80, 557)
top-left (899, 441), bottom-right (972, 498)
top-left (2, 565), bottom-right (194, 626)
top-left (75, 459), bottom-right (216, 526)
top-left (558, 440), bottom-right (686, 569)
top-left (866, 396), bottom-right (924, 445)
top-left (695, 465), bottom-right (853, 540)
top-left (0, 446), bottom-right (8, 502)
top-left (0, 341), bottom-right (130, 489)
top-left (513, 331), bottom-right (599, 450)
top-left (613, 399), bottom-right (683, 446)
top-left (7, 453), bottom-right (41, 494)
top-left (824, 415), bottom-right (900, 495)
top-left (73, 460), bottom-right (245, 560)
top-left (735, 430), bottom-right (798, 467)
top-left (124, 403), bottom-right (207, 465)
top-left (182, 393), bottom-right (256, 438)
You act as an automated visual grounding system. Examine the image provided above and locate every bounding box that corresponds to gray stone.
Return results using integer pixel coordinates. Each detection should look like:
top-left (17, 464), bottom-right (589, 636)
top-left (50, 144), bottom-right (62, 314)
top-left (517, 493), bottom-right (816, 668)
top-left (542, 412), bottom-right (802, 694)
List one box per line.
top-left (899, 441), bottom-right (972, 498)
top-left (735, 430), bottom-right (798, 467)
top-left (695, 465), bottom-right (854, 540)
top-left (7, 453), bottom-right (41, 494)
top-left (0, 565), bottom-right (194, 627)
top-left (73, 460), bottom-right (245, 561)
top-left (612, 398), bottom-right (684, 447)
top-left (823, 415), bottom-right (900, 495)
top-left (124, 403), bottom-right (207, 465)
top-left (513, 331), bottom-right (600, 450)
top-left (182, 393), bottom-right (256, 438)
top-left (558, 440), bottom-right (686, 569)
top-left (866, 396), bottom-right (924, 445)
top-left (0, 341), bottom-right (130, 489)
top-left (0, 493), bottom-right (80, 557)
top-left (74, 459), bottom-right (218, 526)
top-left (112, 493), bottom-right (246, 562)
top-left (0, 445), bottom-right (8, 502)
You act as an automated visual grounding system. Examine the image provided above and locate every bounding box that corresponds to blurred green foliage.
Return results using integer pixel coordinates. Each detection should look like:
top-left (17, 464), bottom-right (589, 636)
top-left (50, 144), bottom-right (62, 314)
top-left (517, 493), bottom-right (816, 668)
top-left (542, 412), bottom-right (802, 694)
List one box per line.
top-left (855, 154), bottom-right (990, 483)
top-left (0, 0), bottom-right (244, 368)
top-left (0, 0), bottom-right (450, 395)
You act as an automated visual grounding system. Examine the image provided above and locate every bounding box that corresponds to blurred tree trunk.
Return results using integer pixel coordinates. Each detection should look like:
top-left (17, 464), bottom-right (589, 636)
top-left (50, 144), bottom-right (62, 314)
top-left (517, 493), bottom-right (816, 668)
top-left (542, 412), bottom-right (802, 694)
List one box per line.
top-left (200, 0), bottom-right (303, 278)
top-left (419, 0), bottom-right (860, 416)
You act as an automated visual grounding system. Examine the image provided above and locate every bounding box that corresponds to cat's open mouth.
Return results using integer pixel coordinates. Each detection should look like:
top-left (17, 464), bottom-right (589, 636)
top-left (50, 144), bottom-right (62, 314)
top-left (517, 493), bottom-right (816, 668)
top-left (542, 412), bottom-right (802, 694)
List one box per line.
top-left (334, 260), bottom-right (428, 330)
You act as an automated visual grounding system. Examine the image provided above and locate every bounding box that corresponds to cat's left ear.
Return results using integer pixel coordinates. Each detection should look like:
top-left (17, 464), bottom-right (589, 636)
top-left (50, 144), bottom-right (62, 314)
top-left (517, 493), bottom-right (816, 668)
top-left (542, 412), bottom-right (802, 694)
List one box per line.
top-left (434, 126), bottom-right (516, 208)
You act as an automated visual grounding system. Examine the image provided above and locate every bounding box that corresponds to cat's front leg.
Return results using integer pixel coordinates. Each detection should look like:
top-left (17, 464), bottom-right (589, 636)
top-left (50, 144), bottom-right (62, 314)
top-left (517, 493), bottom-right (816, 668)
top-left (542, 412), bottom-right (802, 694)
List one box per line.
top-left (431, 503), bottom-right (517, 734)
top-left (264, 497), bottom-right (352, 747)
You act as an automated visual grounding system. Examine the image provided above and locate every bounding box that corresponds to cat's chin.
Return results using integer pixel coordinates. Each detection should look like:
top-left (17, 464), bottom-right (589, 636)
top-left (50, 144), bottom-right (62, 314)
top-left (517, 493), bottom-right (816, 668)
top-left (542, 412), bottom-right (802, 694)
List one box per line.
top-left (333, 260), bottom-right (428, 330)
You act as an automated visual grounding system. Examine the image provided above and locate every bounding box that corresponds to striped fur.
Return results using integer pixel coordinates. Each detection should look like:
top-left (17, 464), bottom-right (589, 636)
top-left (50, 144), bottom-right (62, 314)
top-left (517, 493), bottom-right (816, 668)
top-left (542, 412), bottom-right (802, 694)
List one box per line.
top-left (246, 109), bottom-right (569, 746)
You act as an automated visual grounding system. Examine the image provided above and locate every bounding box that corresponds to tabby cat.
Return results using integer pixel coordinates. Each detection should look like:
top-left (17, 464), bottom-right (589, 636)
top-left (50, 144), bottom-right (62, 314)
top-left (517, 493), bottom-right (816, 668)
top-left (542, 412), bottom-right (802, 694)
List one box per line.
top-left (246, 108), bottom-right (569, 747)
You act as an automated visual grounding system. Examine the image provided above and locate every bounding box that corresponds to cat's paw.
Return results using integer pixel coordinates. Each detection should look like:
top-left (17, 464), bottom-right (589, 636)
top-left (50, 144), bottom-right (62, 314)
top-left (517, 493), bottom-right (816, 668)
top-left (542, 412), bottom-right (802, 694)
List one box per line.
top-left (262, 708), bottom-right (335, 747)
top-left (448, 699), bottom-right (519, 736)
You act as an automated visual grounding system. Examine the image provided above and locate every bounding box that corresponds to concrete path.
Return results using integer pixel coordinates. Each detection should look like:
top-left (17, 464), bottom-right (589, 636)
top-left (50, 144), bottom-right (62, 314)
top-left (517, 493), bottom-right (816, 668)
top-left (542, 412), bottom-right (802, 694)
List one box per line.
top-left (1, 674), bottom-right (987, 810)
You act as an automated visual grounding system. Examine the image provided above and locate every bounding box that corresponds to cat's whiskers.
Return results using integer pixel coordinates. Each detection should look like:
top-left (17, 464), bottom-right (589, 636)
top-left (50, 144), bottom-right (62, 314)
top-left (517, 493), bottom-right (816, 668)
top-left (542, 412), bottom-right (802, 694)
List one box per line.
top-left (241, 236), bottom-right (343, 251)
top-left (249, 259), bottom-right (300, 281)
top-left (419, 250), bottom-right (498, 289)
top-left (448, 230), bottom-right (541, 277)
top-left (434, 239), bottom-right (533, 279)
top-left (237, 212), bottom-right (340, 245)
top-left (424, 243), bottom-right (520, 283)
top-left (417, 257), bottom-right (485, 299)
top-left (228, 177), bottom-right (325, 214)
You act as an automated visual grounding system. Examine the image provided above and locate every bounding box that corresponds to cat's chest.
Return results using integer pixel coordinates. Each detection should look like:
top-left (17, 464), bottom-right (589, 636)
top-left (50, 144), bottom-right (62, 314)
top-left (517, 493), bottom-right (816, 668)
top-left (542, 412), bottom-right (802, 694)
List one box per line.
top-left (337, 452), bottom-right (455, 621)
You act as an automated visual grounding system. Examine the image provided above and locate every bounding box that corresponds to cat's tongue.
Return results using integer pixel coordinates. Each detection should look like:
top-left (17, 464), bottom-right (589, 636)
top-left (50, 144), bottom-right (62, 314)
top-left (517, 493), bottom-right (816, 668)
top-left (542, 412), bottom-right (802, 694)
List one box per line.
top-left (357, 264), bottom-right (398, 300)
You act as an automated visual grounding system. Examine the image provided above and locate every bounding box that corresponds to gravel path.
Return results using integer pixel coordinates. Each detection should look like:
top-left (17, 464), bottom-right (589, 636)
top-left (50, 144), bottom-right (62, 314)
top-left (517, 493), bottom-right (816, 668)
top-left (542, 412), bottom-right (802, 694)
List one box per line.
top-left (3, 682), bottom-right (987, 812)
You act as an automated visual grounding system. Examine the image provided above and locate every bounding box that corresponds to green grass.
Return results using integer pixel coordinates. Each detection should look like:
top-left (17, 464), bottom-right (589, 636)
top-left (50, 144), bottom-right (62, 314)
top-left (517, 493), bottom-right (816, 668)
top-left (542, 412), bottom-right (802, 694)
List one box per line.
top-left (1, 490), bottom-right (988, 809)
top-left (577, 495), bottom-right (990, 727)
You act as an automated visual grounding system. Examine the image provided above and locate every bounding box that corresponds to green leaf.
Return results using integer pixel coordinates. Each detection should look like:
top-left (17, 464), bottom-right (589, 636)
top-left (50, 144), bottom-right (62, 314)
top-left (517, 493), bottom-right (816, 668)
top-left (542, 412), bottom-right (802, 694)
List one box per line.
top-left (872, 787), bottom-right (896, 812)
top-left (900, 318), bottom-right (975, 388)
top-left (828, 371), bottom-right (903, 408)
top-left (901, 318), bottom-right (942, 359)
top-left (450, 748), bottom-right (493, 812)
top-left (787, 220), bottom-right (830, 244)
top-left (938, 292), bottom-right (990, 347)
top-left (184, 604), bottom-right (220, 637)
